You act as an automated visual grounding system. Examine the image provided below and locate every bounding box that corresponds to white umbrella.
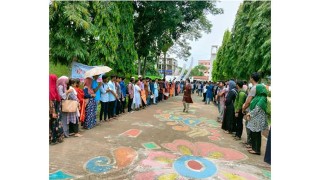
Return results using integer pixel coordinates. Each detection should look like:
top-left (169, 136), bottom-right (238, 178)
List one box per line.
top-left (84, 66), bottom-right (112, 78)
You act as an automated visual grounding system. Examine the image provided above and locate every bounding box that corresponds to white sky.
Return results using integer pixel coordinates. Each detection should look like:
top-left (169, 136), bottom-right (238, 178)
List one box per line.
top-left (170, 0), bottom-right (243, 68)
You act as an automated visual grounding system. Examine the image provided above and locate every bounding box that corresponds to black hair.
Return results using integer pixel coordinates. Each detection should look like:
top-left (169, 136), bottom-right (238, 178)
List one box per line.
top-left (102, 75), bottom-right (108, 80)
top-left (244, 80), bottom-right (247, 84)
top-left (186, 78), bottom-right (190, 83)
top-left (135, 79), bottom-right (139, 84)
top-left (110, 75), bottom-right (116, 79)
top-left (236, 80), bottom-right (244, 88)
top-left (251, 72), bottom-right (260, 82)
top-left (75, 78), bottom-right (80, 84)
top-left (130, 77), bottom-right (134, 83)
top-left (220, 81), bottom-right (225, 86)
top-left (67, 78), bottom-right (76, 90)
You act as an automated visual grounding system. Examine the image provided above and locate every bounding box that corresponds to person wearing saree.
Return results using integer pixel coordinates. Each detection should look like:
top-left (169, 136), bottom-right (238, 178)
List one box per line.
top-left (100, 75), bottom-right (110, 122)
top-left (234, 80), bottom-right (247, 140)
top-left (139, 80), bottom-right (147, 109)
top-left (221, 80), bottom-right (238, 134)
top-left (57, 76), bottom-right (78, 137)
top-left (74, 79), bottom-right (85, 126)
top-left (158, 80), bottom-right (164, 102)
top-left (49, 74), bottom-right (64, 144)
top-left (132, 80), bottom-right (142, 110)
top-left (246, 84), bottom-right (269, 155)
top-left (182, 79), bottom-right (193, 113)
top-left (83, 77), bottom-right (97, 129)
top-left (145, 78), bottom-right (151, 105)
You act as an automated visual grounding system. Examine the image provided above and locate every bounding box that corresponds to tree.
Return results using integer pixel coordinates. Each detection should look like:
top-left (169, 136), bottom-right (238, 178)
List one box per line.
top-left (212, 1), bottom-right (270, 80)
top-left (191, 64), bottom-right (207, 76)
top-left (49, 1), bottom-right (137, 77)
top-left (133, 1), bottom-right (223, 78)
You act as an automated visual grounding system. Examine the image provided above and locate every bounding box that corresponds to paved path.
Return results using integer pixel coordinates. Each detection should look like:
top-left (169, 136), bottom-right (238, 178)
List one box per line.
top-left (50, 94), bottom-right (271, 180)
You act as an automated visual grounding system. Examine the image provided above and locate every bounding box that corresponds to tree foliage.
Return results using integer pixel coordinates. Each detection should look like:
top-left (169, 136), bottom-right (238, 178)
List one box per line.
top-left (191, 64), bottom-right (207, 76)
top-left (49, 1), bottom-right (137, 76)
top-left (212, 1), bottom-right (271, 81)
top-left (133, 1), bottom-right (223, 77)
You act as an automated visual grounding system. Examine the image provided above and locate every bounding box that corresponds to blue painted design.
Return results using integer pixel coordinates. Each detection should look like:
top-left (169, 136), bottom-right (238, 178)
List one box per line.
top-left (182, 119), bottom-right (201, 127)
top-left (49, 170), bottom-right (74, 180)
top-left (170, 115), bottom-right (183, 121)
top-left (173, 156), bottom-right (217, 179)
top-left (85, 156), bottom-right (113, 174)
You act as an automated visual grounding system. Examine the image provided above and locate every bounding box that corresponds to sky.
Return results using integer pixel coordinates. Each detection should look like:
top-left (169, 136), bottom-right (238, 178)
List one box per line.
top-left (170, 0), bottom-right (243, 68)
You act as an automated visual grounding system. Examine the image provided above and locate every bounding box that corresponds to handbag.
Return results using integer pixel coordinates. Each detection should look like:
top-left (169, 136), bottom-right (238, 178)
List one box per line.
top-left (62, 94), bottom-right (78, 113)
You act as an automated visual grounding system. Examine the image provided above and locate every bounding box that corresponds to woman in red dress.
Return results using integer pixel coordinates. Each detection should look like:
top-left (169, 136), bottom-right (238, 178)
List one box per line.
top-left (182, 78), bottom-right (193, 112)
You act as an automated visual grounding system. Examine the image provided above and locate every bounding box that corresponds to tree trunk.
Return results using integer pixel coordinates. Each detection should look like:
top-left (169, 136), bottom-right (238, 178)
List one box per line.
top-left (163, 51), bottom-right (167, 80)
top-left (142, 57), bottom-right (147, 77)
top-left (138, 57), bottom-right (141, 76)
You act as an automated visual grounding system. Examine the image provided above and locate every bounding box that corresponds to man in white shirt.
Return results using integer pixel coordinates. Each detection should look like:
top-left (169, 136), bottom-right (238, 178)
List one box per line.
top-left (107, 75), bottom-right (118, 120)
top-left (99, 75), bottom-right (110, 122)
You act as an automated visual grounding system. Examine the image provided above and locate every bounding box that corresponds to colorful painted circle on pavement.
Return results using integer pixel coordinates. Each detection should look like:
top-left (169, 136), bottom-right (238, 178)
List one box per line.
top-left (173, 155), bottom-right (217, 179)
top-left (85, 156), bottom-right (113, 174)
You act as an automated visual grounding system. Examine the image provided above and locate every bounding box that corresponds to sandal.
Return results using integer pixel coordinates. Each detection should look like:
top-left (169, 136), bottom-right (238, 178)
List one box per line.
top-left (245, 144), bottom-right (252, 149)
top-left (248, 150), bottom-right (260, 155)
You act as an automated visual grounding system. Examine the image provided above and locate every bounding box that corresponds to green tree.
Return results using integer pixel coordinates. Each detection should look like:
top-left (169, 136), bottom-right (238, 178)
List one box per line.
top-left (212, 1), bottom-right (270, 80)
top-left (191, 64), bottom-right (207, 76)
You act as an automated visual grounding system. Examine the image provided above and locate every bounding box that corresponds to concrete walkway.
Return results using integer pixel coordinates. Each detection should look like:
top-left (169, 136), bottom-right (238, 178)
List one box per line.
top-left (49, 94), bottom-right (271, 180)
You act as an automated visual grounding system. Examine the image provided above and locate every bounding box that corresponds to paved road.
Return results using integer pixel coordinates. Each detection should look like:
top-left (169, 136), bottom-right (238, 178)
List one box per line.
top-left (49, 94), bottom-right (271, 180)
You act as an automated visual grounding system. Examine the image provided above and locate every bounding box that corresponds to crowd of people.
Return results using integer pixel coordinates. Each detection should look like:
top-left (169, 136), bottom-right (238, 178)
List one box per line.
top-left (49, 74), bottom-right (190, 144)
top-left (182, 72), bottom-right (270, 161)
top-left (49, 72), bottom-right (270, 164)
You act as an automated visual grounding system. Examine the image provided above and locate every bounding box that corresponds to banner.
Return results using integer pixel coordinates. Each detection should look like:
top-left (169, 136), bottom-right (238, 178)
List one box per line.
top-left (71, 62), bottom-right (102, 81)
top-left (183, 57), bottom-right (194, 80)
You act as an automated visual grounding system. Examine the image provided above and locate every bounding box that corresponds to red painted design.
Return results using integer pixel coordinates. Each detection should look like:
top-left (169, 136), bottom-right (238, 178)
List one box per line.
top-left (120, 129), bottom-right (142, 138)
top-left (187, 160), bottom-right (203, 170)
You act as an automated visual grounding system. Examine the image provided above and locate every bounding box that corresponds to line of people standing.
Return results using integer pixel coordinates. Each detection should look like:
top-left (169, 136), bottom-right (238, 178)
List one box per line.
top-left (215, 72), bottom-right (269, 156)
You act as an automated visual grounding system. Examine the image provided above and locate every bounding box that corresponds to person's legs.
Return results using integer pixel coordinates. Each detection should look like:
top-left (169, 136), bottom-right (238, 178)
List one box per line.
top-left (128, 98), bottom-right (132, 112)
top-left (61, 113), bottom-right (69, 137)
top-left (246, 121), bottom-right (252, 145)
top-left (102, 102), bottom-right (108, 120)
top-left (121, 98), bottom-right (126, 113)
top-left (108, 101), bottom-right (115, 119)
top-left (114, 100), bottom-right (117, 115)
top-left (203, 93), bottom-right (206, 102)
top-left (100, 101), bottom-right (104, 121)
top-left (206, 97), bottom-right (210, 104)
top-left (183, 102), bottom-right (186, 111)
top-left (251, 131), bottom-right (261, 154)
top-left (235, 112), bottom-right (244, 138)
top-left (186, 103), bottom-right (190, 112)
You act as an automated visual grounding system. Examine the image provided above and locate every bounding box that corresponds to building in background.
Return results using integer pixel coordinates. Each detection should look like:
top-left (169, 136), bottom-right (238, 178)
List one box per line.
top-left (208, 45), bottom-right (218, 81)
top-left (198, 60), bottom-right (211, 77)
top-left (158, 57), bottom-right (178, 76)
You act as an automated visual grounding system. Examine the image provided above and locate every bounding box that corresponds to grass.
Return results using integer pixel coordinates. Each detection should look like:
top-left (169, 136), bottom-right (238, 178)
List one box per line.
top-left (266, 99), bottom-right (271, 125)
top-left (49, 61), bottom-right (71, 77)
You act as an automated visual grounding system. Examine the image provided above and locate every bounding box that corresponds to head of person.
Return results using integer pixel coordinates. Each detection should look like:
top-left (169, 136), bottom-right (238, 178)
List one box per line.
top-left (219, 81), bottom-right (225, 88)
top-left (75, 78), bottom-right (81, 88)
top-left (244, 80), bottom-right (247, 85)
top-left (250, 72), bottom-right (260, 84)
top-left (67, 78), bottom-right (76, 90)
top-left (102, 75), bottom-right (108, 83)
top-left (84, 77), bottom-right (94, 94)
top-left (228, 80), bottom-right (236, 90)
top-left (57, 76), bottom-right (69, 91)
top-left (93, 75), bottom-right (100, 80)
top-left (116, 76), bottom-right (120, 82)
top-left (155, 78), bottom-right (158, 83)
top-left (135, 79), bottom-right (139, 84)
top-left (110, 75), bottom-right (116, 81)
top-left (186, 78), bottom-right (190, 84)
top-left (49, 74), bottom-right (60, 101)
top-left (236, 80), bottom-right (244, 90)
top-left (130, 77), bottom-right (134, 83)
